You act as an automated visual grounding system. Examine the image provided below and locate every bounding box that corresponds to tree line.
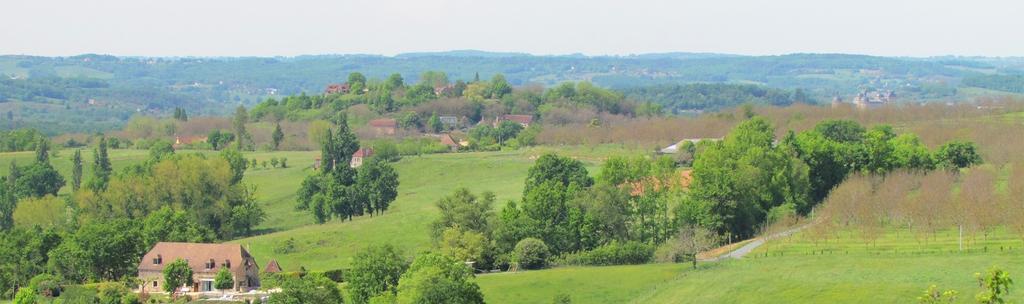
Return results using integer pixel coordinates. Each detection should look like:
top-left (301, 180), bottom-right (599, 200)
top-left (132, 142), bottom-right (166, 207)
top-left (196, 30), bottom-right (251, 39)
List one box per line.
top-left (685, 117), bottom-right (982, 238)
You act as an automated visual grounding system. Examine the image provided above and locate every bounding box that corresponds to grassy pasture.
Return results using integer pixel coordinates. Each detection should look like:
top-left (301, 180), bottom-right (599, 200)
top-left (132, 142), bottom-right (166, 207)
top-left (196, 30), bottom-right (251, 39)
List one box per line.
top-left (232, 145), bottom-right (641, 271)
top-left (233, 150), bottom-right (536, 271)
top-left (477, 264), bottom-right (687, 304)
top-left (476, 227), bottom-right (1024, 304)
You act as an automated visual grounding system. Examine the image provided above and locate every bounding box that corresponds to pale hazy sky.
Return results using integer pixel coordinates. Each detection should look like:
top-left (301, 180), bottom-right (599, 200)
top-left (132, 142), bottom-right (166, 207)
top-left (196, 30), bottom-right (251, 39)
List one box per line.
top-left (3, 0), bottom-right (1023, 57)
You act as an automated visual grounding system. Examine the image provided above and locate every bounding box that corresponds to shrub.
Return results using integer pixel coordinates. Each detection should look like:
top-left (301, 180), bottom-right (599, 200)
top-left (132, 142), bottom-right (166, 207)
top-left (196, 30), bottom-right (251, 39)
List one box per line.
top-left (552, 293), bottom-right (572, 304)
top-left (274, 238), bottom-right (297, 254)
top-left (655, 242), bottom-right (685, 263)
top-left (556, 241), bottom-right (654, 266)
top-left (268, 274), bottom-right (343, 304)
top-left (321, 269), bottom-right (346, 283)
top-left (56, 285), bottom-right (99, 303)
top-left (95, 282), bottom-right (136, 304)
top-left (766, 203), bottom-right (797, 225)
top-left (514, 238), bottom-right (550, 270)
top-left (28, 273), bottom-right (62, 298)
top-left (372, 141), bottom-right (402, 162)
top-left (13, 288), bottom-right (36, 304)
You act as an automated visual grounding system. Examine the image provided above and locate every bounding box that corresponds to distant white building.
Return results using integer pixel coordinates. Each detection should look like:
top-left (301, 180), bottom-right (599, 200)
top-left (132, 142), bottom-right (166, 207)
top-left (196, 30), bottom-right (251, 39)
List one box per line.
top-left (658, 138), bottom-right (722, 154)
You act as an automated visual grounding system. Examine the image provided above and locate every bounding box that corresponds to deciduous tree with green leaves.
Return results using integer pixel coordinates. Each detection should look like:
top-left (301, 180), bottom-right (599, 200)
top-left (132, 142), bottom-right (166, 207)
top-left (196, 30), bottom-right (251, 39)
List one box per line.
top-left (232, 106), bottom-right (251, 150)
top-left (428, 112), bottom-right (443, 133)
top-left (214, 267), bottom-right (234, 291)
top-left (272, 123), bottom-right (284, 150)
top-left (394, 252), bottom-right (484, 304)
top-left (936, 140), bottom-right (983, 170)
top-left (348, 245), bottom-right (407, 304)
top-left (163, 258), bottom-right (193, 293)
top-left (89, 136), bottom-right (112, 191)
top-left (71, 149), bottom-right (82, 192)
top-left (975, 267), bottom-right (1012, 304)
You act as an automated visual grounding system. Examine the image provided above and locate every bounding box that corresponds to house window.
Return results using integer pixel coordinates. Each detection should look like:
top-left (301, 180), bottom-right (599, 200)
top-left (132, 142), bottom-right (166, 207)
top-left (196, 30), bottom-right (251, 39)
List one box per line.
top-left (153, 281), bottom-right (158, 288)
top-left (153, 255), bottom-right (162, 265)
top-left (222, 260), bottom-right (231, 269)
top-left (206, 259), bottom-right (215, 269)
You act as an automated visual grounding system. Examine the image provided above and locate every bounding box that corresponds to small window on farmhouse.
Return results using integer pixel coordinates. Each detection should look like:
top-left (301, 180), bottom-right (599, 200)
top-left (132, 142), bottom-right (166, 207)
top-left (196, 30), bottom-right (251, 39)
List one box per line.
top-left (153, 255), bottom-right (162, 265)
top-left (206, 259), bottom-right (215, 269)
top-left (152, 281), bottom-right (158, 288)
top-left (223, 260), bottom-right (231, 269)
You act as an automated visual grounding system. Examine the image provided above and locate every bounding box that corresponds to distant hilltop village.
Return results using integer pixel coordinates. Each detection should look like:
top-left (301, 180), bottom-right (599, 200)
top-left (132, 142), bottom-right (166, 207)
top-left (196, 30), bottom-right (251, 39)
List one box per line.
top-left (831, 89), bottom-right (897, 110)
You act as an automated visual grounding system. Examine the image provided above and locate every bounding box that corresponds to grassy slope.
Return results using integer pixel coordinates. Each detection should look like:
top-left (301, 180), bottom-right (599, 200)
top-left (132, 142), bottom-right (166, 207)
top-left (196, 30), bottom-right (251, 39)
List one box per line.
top-left (477, 264), bottom-right (686, 304)
top-left (232, 144), bottom-right (637, 271)
top-left (477, 227), bottom-right (1024, 304)
top-left (233, 151), bottom-right (536, 271)
top-left (639, 253), bottom-right (1024, 303)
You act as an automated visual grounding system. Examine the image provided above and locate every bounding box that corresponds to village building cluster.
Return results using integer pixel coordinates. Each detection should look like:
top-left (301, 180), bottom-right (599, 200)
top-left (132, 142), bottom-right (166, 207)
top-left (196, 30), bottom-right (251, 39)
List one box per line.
top-left (831, 89), bottom-right (898, 110)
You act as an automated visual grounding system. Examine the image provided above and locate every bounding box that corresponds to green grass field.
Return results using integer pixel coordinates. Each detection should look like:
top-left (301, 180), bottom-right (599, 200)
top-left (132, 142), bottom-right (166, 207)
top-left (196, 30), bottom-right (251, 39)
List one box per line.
top-left (472, 227), bottom-right (1024, 304)
top-left (477, 264), bottom-right (687, 304)
top-left (234, 150), bottom-right (537, 271)
top-left (473, 225), bottom-right (1024, 304)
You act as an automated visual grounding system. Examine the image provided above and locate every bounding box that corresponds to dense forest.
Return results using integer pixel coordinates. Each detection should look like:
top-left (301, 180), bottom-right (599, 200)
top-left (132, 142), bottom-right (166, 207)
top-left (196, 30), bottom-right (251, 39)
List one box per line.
top-left (962, 75), bottom-right (1024, 93)
top-left (622, 83), bottom-right (808, 112)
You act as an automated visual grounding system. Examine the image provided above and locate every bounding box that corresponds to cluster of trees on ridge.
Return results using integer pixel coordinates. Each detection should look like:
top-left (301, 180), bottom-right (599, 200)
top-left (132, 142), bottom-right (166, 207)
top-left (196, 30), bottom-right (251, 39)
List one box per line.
top-left (247, 70), bottom-right (658, 124)
top-left (296, 114), bottom-right (400, 223)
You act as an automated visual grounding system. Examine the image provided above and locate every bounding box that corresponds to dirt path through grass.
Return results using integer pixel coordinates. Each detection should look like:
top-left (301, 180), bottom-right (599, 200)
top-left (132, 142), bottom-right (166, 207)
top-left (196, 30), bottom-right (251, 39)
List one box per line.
top-left (702, 223), bottom-right (810, 261)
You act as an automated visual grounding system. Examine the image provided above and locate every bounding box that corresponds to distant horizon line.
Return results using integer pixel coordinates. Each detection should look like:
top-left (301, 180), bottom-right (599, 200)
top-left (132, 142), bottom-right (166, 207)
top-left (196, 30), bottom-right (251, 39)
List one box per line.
top-left (1, 50), bottom-right (1022, 60)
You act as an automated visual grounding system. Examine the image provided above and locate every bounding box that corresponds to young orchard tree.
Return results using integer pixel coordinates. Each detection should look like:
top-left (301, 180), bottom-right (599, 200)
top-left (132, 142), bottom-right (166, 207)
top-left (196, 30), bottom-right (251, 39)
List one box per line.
top-left (948, 170), bottom-right (987, 250)
top-left (1005, 162), bottom-right (1024, 245)
top-left (975, 267), bottom-right (1013, 304)
top-left (968, 168), bottom-right (999, 240)
top-left (672, 224), bottom-right (719, 269)
top-left (914, 171), bottom-right (956, 244)
top-left (916, 285), bottom-right (958, 304)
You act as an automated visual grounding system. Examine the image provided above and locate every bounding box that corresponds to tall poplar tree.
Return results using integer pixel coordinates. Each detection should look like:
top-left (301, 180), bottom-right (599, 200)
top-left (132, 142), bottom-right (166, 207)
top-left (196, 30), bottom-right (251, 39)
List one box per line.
top-left (72, 149), bottom-right (83, 191)
top-left (90, 136), bottom-right (112, 191)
